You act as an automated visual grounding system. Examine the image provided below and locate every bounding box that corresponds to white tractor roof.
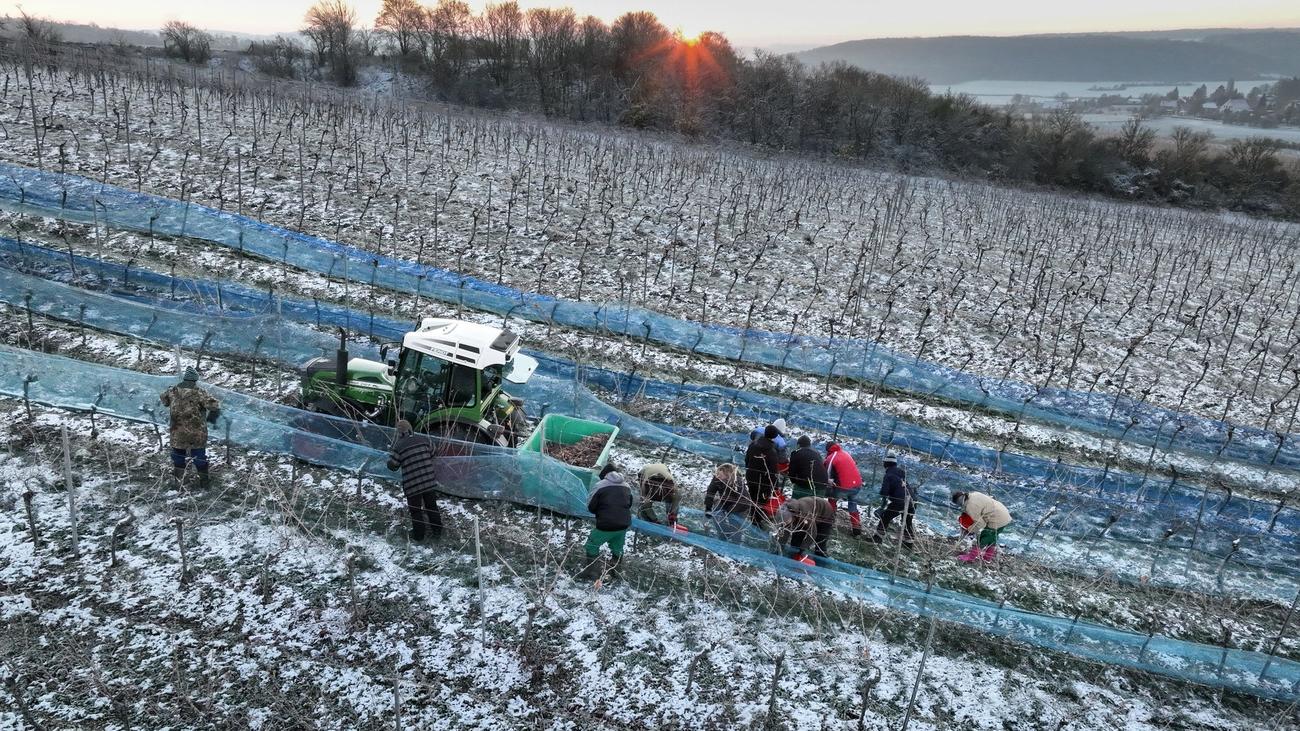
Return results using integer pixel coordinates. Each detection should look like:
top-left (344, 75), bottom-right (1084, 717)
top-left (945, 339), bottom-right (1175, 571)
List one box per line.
top-left (403, 318), bottom-right (521, 370)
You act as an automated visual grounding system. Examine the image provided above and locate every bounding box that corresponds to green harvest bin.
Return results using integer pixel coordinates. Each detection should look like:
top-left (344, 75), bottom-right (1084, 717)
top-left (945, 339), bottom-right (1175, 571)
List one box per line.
top-left (521, 413), bottom-right (620, 490)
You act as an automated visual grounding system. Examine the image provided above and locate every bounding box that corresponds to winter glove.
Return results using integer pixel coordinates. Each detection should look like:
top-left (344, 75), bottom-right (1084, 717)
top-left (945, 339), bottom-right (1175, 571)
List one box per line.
top-left (206, 408), bottom-right (221, 425)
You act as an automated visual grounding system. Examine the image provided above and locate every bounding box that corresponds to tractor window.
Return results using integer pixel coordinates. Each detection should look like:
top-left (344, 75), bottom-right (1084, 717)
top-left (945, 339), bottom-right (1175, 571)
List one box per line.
top-left (447, 364), bottom-right (479, 408)
top-left (481, 364), bottom-right (503, 403)
top-left (399, 352), bottom-right (451, 424)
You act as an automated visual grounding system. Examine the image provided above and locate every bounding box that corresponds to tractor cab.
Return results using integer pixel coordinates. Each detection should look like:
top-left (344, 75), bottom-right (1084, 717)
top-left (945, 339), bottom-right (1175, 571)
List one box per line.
top-left (390, 318), bottom-right (537, 440)
top-left (300, 318), bottom-right (536, 447)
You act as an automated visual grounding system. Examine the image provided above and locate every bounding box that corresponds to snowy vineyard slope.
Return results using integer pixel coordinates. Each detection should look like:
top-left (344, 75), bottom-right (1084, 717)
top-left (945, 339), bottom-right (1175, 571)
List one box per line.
top-left (3, 241), bottom-right (1297, 601)
top-left (2, 52), bottom-right (1299, 727)
top-left (0, 162), bottom-right (1296, 478)
top-left (1, 342), bottom-right (1298, 702)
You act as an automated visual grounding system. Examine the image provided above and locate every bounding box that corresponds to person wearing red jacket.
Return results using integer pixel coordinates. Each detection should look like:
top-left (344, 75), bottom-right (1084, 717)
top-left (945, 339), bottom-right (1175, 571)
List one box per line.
top-left (824, 442), bottom-right (864, 537)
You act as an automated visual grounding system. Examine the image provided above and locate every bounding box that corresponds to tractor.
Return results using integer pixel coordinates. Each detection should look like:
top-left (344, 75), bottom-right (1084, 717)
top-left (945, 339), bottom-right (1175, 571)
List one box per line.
top-left (300, 317), bottom-right (537, 449)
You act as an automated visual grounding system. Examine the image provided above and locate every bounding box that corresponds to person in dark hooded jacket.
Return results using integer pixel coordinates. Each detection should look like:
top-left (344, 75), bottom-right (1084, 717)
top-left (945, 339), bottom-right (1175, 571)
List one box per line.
top-left (387, 419), bottom-right (444, 541)
top-left (580, 467), bottom-right (633, 580)
top-left (744, 424), bottom-right (782, 520)
top-left (705, 462), bottom-right (752, 542)
top-left (872, 453), bottom-right (915, 546)
top-left (788, 436), bottom-right (830, 500)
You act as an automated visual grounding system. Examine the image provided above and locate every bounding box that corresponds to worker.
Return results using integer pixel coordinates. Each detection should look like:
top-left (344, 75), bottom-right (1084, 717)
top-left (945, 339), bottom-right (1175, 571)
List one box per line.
top-left (952, 491), bottom-right (1012, 562)
top-left (637, 462), bottom-right (681, 526)
top-left (387, 419), bottom-right (444, 542)
top-left (770, 419), bottom-right (792, 485)
top-left (788, 436), bottom-right (830, 499)
top-left (580, 465), bottom-right (633, 580)
top-left (824, 442), bottom-right (864, 536)
top-left (704, 462), bottom-right (752, 542)
top-left (872, 453), bottom-right (915, 547)
top-left (778, 496), bottom-right (835, 561)
top-left (751, 419), bottom-right (790, 454)
top-left (159, 366), bottom-right (220, 488)
top-left (770, 418), bottom-right (790, 455)
top-left (745, 424), bottom-right (782, 521)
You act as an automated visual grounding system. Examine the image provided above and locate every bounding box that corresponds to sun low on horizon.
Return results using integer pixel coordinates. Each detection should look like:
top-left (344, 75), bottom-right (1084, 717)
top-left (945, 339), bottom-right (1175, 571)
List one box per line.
top-left (11, 0), bottom-right (1300, 47)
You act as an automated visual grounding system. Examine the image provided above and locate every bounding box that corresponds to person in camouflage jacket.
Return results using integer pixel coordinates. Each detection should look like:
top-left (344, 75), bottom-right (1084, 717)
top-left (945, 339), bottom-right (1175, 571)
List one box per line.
top-left (159, 367), bottom-right (220, 487)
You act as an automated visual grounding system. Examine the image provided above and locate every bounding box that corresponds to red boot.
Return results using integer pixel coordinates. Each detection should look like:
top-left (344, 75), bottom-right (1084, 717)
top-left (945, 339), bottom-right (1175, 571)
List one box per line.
top-left (957, 545), bottom-right (982, 562)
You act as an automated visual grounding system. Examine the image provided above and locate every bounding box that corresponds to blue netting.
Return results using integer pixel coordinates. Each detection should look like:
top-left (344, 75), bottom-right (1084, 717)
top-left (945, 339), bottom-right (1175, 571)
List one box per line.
top-left (2, 247), bottom-right (1296, 603)
top-left (2, 236), bottom-right (1293, 547)
top-left (0, 162), bottom-right (1295, 477)
top-left (0, 342), bottom-right (1295, 702)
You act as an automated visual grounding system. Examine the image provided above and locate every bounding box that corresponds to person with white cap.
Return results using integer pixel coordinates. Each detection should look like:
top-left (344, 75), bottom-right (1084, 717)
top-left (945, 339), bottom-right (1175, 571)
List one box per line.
top-left (871, 452), bottom-right (915, 547)
top-left (770, 418), bottom-right (790, 451)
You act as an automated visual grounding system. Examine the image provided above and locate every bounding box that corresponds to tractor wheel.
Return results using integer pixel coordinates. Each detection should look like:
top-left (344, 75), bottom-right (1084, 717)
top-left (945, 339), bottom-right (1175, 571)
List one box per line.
top-left (425, 421), bottom-right (505, 492)
top-left (427, 421), bottom-right (504, 458)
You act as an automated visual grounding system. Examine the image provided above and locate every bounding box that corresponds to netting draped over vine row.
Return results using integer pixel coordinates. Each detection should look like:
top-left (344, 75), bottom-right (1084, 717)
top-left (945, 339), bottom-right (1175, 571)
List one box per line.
top-left (2, 246), bottom-right (1296, 602)
top-left (0, 162), bottom-right (1294, 476)
top-left (2, 235), bottom-right (1293, 543)
top-left (0, 343), bottom-right (1296, 702)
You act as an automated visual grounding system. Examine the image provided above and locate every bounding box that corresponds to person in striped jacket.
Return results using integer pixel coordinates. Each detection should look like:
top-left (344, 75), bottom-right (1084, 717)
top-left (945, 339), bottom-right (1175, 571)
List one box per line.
top-left (387, 419), bottom-right (444, 542)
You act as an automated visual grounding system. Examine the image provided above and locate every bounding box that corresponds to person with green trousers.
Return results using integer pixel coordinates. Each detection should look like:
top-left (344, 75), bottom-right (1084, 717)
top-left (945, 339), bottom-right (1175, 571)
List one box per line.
top-left (580, 465), bottom-right (633, 580)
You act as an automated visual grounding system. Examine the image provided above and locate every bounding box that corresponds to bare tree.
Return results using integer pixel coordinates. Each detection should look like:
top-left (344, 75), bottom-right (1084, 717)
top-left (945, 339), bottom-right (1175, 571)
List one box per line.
top-left (303, 0), bottom-right (359, 86)
top-left (374, 0), bottom-right (424, 57)
top-left (1027, 108), bottom-right (1095, 185)
top-left (248, 36), bottom-right (305, 79)
top-left (526, 7), bottom-right (577, 114)
top-left (421, 0), bottom-right (473, 78)
top-left (480, 2), bottom-right (526, 88)
top-left (1158, 126), bottom-right (1213, 183)
top-left (14, 8), bottom-right (62, 51)
top-left (161, 21), bottom-right (214, 64)
top-left (1114, 116), bottom-right (1156, 167)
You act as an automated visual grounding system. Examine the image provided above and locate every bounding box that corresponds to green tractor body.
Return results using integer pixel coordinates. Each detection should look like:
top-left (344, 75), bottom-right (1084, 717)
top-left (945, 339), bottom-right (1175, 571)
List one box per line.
top-left (301, 318), bottom-right (537, 447)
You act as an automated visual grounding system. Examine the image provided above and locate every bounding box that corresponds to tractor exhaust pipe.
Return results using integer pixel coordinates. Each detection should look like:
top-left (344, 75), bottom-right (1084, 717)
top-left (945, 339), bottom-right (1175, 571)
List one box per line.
top-left (335, 327), bottom-right (349, 388)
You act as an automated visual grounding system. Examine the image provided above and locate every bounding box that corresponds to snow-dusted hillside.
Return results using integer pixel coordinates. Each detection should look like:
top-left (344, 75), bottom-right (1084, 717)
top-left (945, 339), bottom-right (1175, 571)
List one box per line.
top-left (1, 48), bottom-right (1298, 730)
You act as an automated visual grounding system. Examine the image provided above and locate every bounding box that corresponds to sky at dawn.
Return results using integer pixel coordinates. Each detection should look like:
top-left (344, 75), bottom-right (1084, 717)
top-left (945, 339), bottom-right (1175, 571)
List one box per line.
top-left (10, 0), bottom-right (1300, 47)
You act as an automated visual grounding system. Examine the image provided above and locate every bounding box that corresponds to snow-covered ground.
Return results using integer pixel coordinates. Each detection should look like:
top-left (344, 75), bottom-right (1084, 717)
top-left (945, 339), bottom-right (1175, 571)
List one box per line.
top-left (1, 50), bottom-right (1299, 729)
top-left (1, 406), bottom-right (1291, 729)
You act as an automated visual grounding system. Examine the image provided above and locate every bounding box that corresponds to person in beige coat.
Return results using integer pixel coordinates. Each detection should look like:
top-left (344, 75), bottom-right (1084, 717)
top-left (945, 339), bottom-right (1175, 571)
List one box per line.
top-left (778, 496), bottom-right (836, 561)
top-left (952, 491), bottom-right (1012, 562)
top-left (637, 462), bottom-right (681, 526)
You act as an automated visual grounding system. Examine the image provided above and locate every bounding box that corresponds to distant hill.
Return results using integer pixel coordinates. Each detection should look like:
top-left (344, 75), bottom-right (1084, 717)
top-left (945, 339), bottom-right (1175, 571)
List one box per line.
top-left (797, 29), bottom-right (1300, 84)
top-left (0, 17), bottom-right (268, 51)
